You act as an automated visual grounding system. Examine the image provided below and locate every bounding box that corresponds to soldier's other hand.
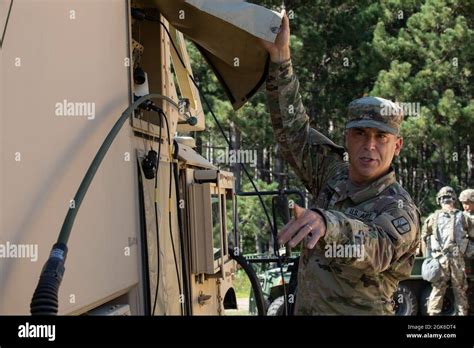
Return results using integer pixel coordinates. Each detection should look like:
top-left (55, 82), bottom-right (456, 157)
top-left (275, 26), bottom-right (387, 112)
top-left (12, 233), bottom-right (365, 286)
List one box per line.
top-left (259, 9), bottom-right (291, 63)
top-left (277, 204), bottom-right (326, 249)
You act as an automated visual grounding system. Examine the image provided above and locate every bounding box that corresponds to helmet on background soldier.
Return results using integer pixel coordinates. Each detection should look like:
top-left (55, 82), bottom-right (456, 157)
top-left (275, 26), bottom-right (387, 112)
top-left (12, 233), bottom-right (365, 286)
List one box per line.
top-left (436, 186), bottom-right (457, 205)
top-left (459, 189), bottom-right (474, 203)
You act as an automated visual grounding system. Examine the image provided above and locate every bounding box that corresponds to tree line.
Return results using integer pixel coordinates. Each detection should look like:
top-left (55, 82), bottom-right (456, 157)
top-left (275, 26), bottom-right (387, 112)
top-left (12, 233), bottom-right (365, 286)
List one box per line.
top-left (185, 0), bottom-right (473, 253)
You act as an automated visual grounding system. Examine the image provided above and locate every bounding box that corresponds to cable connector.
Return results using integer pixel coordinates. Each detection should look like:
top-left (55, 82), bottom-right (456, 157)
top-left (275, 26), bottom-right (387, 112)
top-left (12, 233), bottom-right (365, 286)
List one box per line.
top-left (30, 243), bottom-right (68, 315)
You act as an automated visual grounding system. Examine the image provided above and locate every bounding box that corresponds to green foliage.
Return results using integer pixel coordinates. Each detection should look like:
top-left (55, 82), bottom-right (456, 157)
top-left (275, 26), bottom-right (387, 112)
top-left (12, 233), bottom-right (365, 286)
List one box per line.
top-left (237, 180), bottom-right (278, 253)
top-left (183, 0), bottom-right (473, 250)
top-left (233, 269), bottom-right (252, 299)
top-left (370, 0), bottom-right (474, 214)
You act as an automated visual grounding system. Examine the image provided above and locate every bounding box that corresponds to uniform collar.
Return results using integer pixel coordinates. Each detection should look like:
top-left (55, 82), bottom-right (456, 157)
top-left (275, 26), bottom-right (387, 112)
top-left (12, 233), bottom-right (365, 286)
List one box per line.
top-left (441, 207), bottom-right (459, 214)
top-left (329, 166), bottom-right (397, 204)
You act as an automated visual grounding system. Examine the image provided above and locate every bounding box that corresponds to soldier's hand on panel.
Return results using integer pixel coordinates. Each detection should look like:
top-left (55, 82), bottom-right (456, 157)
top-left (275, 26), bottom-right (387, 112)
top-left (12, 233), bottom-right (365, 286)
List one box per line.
top-left (260, 10), bottom-right (291, 63)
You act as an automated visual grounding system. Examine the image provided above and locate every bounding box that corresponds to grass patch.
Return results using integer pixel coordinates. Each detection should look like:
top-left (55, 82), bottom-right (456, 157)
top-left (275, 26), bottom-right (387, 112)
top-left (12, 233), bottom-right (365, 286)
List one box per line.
top-left (233, 268), bottom-right (251, 299)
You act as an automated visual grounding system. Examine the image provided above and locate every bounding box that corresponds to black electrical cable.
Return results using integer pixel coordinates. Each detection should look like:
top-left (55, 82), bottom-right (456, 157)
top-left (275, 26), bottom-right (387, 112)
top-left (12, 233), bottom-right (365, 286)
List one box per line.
top-left (229, 248), bottom-right (266, 316)
top-left (160, 110), bottom-right (185, 316)
top-left (133, 8), bottom-right (288, 315)
top-left (30, 93), bottom-right (181, 315)
top-left (172, 140), bottom-right (192, 315)
top-left (151, 110), bottom-right (163, 316)
top-left (272, 196), bottom-right (288, 316)
top-left (154, 18), bottom-right (289, 315)
top-left (157, 20), bottom-right (278, 242)
top-left (136, 99), bottom-right (187, 315)
top-left (135, 95), bottom-right (187, 315)
top-left (137, 159), bottom-right (151, 316)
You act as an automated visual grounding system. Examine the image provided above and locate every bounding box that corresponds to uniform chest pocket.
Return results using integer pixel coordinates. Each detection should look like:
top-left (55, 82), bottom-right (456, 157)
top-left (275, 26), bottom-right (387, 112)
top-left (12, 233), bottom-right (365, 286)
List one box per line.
top-left (329, 261), bottom-right (366, 287)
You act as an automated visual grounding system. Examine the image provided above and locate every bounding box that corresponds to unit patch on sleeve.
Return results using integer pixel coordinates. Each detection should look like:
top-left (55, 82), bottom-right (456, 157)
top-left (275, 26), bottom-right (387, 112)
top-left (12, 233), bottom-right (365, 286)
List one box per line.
top-left (391, 216), bottom-right (411, 234)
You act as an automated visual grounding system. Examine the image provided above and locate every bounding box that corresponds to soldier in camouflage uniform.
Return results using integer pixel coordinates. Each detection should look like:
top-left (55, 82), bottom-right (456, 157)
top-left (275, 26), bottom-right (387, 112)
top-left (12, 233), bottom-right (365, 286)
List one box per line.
top-left (460, 189), bottom-right (474, 258)
top-left (260, 11), bottom-right (420, 315)
top-left (421, 187), bottom-right (473, 315)
top-left (459, 189), bottom-right (474, 220)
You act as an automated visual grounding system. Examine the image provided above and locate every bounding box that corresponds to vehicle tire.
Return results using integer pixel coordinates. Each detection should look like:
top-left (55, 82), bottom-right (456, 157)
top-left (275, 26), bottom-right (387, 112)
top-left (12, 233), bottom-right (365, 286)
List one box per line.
top-left (393, 283), bottom-right (418, 315)
top-left (229, 249), bottom-right (266, 316)
top-left (267, 296), bottom-right (286, 316)
top-left (420, 285), bottom-right (456, 316)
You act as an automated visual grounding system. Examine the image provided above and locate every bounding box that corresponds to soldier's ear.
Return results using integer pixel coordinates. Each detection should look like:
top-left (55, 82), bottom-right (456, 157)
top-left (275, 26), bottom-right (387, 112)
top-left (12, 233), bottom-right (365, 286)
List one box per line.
top-left (394, 136), bottom-right (403, 156)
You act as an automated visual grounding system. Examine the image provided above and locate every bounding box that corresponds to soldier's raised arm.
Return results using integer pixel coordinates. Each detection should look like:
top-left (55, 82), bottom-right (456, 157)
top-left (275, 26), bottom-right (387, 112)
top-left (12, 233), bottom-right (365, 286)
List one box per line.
top-left (261, 11), bottom-right (344, 194)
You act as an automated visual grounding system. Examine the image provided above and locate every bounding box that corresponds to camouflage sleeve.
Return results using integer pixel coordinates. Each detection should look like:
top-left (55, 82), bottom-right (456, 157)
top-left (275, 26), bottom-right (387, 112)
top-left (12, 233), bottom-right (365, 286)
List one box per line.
top-left (266, 59), bottom-right (344, 195)
top-left (421, 214), bottom-right (433, 242)
top-left (314, 201), bottom-right (420, 276)
top-left (470, 217), bottom-right (474, 238)
top-left (463, 214), bottom-right (474, 238)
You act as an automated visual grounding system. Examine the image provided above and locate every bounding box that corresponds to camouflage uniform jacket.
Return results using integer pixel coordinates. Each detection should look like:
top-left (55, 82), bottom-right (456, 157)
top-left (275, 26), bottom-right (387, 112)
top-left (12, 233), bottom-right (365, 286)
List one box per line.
top-left (266, 59), bottom-right (420, 315)
top-left (464, 211), bottom-right (474, 227)
top-left (463, 211), bottom-right (474, 258)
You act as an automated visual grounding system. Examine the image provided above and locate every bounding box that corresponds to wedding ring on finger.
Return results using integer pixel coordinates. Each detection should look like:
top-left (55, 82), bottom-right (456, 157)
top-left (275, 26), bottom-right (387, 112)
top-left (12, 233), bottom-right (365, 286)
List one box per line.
top-left (305, 224), bottom-right (313, 238)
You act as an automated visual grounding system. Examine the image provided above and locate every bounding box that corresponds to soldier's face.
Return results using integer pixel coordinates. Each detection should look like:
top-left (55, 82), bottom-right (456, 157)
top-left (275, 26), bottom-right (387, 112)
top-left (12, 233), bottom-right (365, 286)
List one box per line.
top-left (345, 127), bottom-right (403, 184)
top-left (462, 202), bottom-right (474, 212)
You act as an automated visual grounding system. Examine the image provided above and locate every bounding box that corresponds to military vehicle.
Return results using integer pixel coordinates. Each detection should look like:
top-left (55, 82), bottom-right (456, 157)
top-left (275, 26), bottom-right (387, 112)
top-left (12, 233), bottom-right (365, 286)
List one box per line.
top-left (247, 256), bottom-right (295, 315)
top-left (392, 256), bottom-right (474, 316)
top-left (260, 251), bottom-right (474, 316)
top-left (1, 0), bottom-right (282, 316)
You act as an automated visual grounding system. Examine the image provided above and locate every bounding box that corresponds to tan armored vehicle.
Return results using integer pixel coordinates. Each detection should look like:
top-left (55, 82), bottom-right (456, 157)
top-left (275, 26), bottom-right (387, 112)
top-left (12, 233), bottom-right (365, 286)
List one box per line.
top-left (1, 0), bottom-right (281, 315)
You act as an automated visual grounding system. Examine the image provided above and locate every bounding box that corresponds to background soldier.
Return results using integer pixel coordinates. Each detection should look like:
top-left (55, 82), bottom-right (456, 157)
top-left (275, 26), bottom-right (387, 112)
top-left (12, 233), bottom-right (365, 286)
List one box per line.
top-left (459, 188), bottom-right (474, 219)
top-left (459, 188), bottom-right (474, 258)
top-left (260, 11), bottom-right (420, 315)
top-left (421, 186), bottom-right (473, 315)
